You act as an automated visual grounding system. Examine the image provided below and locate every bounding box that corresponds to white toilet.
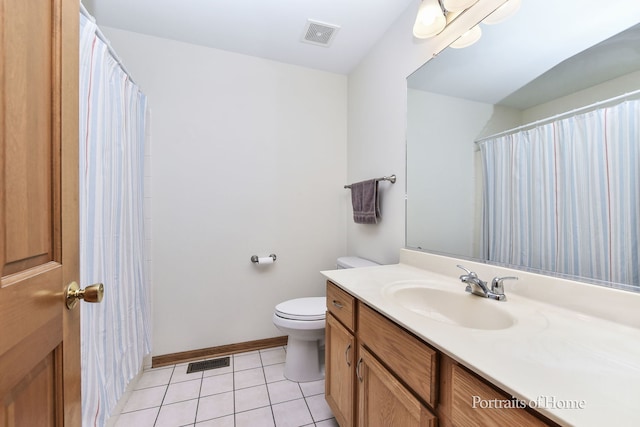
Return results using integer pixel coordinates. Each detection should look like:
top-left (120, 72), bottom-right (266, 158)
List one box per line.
top-left (272, 256), bottom-right (379, 382)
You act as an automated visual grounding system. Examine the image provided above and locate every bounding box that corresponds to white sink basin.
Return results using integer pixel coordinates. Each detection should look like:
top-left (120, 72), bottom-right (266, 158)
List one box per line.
top-left (383, 281), bottom-right (515, 330)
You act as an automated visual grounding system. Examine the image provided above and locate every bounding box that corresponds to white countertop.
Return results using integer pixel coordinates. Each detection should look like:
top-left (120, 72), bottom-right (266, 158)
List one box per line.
top-left (321, 249), bottom-right (640, 427)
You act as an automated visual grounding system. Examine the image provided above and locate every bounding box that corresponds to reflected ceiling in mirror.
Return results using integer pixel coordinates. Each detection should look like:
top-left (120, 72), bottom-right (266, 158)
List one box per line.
top-left (406, 0), bottom-right (640, 291)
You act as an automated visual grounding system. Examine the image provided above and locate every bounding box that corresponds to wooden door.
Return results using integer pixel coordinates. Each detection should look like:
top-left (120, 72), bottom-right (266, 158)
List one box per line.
top-left (325, 313), bottom-right (355, 427)
top-left (357, 346), bottom-right (437, 427)
top-left (0, 0), bottom-right (80, 425)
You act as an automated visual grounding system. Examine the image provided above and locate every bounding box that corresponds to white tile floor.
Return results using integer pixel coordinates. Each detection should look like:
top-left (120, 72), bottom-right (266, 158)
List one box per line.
top-left (113, 347), bottom-right (338, 427)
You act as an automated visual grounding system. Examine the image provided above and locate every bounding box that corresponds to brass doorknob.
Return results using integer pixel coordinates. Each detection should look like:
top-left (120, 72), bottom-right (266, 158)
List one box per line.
top-left (65, 282), bottom-right (104, 309)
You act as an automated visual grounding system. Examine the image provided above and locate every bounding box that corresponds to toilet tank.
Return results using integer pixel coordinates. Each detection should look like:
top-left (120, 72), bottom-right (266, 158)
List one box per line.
top-left (336, 256), bottom-right (379, 269)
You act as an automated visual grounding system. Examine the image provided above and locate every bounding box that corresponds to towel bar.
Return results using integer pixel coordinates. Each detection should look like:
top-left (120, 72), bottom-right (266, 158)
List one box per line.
top-left (344, 174), bottom-right (396, 189)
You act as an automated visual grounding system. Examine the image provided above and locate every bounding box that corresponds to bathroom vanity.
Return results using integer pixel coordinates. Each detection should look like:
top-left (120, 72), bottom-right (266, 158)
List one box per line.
top-left (322, 249), bottom-right (640, 427)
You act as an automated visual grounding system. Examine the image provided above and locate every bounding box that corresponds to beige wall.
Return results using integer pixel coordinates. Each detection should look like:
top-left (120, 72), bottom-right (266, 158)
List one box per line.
top-left (345, 0), bottom-right (506, 264)
top-left (103, 28), bottom-right (348, 356)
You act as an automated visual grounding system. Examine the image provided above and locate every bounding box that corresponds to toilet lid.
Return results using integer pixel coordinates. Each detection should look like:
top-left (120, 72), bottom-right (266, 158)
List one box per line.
top-left (275, 297), bottom-right (326, 321)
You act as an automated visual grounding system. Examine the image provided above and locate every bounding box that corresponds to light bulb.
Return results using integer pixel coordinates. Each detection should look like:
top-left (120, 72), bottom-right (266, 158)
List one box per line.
top-left (413, 0), bottom-right (446, 39)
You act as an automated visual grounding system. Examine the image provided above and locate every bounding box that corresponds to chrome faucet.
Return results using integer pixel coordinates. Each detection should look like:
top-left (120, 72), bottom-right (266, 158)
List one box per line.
top-left (456, 265), bottom-right (517, 301)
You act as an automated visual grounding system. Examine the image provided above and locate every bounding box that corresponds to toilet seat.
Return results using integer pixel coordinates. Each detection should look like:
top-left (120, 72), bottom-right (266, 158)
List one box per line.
top-left (275, 297), bottom-right (326, 321)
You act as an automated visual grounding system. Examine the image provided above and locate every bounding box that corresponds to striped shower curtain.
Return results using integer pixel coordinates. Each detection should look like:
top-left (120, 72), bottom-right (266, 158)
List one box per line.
top-left (479, 99), bottom-right (640, 288)
top-left (79, 13), bottom-right (151, 426)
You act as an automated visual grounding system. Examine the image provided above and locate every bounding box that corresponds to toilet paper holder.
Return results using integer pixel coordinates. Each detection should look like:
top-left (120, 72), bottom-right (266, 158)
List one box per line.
top-left (251, 254), bottom-right (277, 263)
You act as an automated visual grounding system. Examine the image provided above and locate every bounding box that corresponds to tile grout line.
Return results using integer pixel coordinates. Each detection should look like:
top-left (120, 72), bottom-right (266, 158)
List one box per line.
top-left (194, 362), bottom-right (204, 427)
top-left (152, 365), bottom-right (174, 427)
top-left (259, 348), bottom-right (277, 427)
top-left (232, 353), bottom-right (238, 426)
top-left (299, 380), bottom-right (317, 426)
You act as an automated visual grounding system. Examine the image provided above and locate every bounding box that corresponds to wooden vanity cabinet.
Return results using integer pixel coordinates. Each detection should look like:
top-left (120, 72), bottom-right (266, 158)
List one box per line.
top-left (358, 303), bottom-right (438, 407)
top-left (325, 280), bottom-right (558, 427)
top-left (357, 345), bottom-right (437, 427)
top-left (326, 313), bottom-right (356, 427)
top-left (325, 283), bottom-right (357, 427)
top-left (437, 357), bottom-right (553, 427)
top-left (326, 281), bottom-right (437, 427)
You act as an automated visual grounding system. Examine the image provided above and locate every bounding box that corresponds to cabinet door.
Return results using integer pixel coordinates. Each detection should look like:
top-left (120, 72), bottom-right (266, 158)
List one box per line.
top-left (357, 346), bottom-right (437, 427)
top-left (449, 364), bottom-right (550, 426)
top-left (326, 313), bottom-right (355, 427)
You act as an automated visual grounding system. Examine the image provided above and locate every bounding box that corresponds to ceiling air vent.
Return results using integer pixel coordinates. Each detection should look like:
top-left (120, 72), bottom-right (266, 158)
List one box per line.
top-left (301, 20), bottom-right (340, 47)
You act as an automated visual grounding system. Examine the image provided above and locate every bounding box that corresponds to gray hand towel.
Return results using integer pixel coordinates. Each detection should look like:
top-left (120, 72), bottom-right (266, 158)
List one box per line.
top-left (351, 179), bottom-right (380, 224)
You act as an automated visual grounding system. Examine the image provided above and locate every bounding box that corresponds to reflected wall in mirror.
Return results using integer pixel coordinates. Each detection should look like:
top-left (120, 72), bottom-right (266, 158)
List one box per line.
top-left (406, 0), bottom-right (640, 291)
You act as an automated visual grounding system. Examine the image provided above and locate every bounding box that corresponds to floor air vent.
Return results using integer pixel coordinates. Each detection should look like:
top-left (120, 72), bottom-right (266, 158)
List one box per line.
top-left (186, 357), bottom-right (231, 373)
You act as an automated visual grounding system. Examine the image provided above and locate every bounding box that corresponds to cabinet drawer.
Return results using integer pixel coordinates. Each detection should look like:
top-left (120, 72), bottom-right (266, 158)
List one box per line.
top-left (358, 303), bottom-right (438, 408)
top-left (327, 281), bottom-right (356, 331)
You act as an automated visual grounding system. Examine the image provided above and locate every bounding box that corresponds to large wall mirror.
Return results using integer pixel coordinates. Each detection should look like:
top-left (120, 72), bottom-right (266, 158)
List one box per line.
top-left (406, 0), bottom-right (640, 292)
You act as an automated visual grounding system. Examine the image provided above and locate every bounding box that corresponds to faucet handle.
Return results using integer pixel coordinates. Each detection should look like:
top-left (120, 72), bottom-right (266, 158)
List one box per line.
top-left (491, 276), bottom-right (518, 294)
top-left (456, 264), bottom-right (476, 278)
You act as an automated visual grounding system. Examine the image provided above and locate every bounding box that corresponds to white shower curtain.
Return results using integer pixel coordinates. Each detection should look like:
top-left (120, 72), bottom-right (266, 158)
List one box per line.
top-left (79, 13), bottom-right (151, 426)
top-left (479, 99), bottom-right (640, 287)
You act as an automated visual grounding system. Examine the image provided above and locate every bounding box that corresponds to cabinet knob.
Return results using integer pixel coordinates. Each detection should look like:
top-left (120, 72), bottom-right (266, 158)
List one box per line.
top-left (356, 357), bottom-right (363, 382)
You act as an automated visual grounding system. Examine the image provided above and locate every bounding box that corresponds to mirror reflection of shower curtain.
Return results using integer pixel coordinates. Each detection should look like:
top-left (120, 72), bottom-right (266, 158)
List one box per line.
top-left (479, 99), bottom-right (639, 288)
top-left (79, 13), bottom-right (151, 427)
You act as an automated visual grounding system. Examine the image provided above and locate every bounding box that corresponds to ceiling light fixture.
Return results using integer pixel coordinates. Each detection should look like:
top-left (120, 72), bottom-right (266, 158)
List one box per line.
top-left (442, 0), bottom-right (477, 13)
top-left (449, 24), bottom-right (482, 48)
top-left (413, 0), bottom-right (446, 39)
top-left (413, 0), bottom-right (519, 49)
top-left (482, 0), bottom-right (522, 25)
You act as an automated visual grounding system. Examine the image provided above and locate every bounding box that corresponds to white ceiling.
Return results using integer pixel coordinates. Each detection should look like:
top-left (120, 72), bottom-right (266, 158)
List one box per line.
top-left (408, 0), bottom-right (640, 108)
top-left (83, 0), bottom-right (417, 74)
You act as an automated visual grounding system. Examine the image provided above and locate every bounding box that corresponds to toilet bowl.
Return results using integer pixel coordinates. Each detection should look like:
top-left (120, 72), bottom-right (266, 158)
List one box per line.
top-left (272, 297), bottom-right (326, 382)
top-left (272, 256), bottom-right (379, 382)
